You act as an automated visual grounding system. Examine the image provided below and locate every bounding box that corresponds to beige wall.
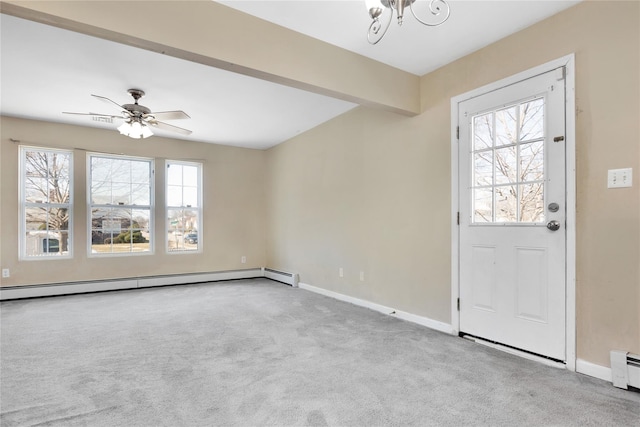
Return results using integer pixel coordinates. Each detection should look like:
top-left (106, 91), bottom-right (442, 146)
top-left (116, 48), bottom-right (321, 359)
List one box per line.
top-left (266, 1), bottom-right (639, 367)
top-left (1, 1), bottom-right (638, 369)
top-left (0, 116), bottom-right (267, 286)
top-left (267, 107), bottom-right (452, 320)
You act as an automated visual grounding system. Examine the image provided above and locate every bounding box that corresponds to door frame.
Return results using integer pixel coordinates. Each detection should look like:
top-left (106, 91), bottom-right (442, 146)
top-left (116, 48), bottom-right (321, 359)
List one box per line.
top-left (450, 54), bottom-right (576, 371)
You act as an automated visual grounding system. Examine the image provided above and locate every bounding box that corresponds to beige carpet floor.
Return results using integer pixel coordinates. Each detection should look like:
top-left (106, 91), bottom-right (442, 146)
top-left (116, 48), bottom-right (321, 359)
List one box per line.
top-left (1, 278), bottom-right (639, 426)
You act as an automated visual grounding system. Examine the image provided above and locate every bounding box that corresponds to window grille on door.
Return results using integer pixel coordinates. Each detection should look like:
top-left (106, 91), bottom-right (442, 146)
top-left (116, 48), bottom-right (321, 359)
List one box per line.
top-left (471, 97), bottom-right (545, 224)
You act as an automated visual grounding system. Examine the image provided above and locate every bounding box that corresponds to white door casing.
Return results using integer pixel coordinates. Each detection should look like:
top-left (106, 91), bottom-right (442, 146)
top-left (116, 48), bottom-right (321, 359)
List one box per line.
top-left (451, 56), bottom-right (576, 364)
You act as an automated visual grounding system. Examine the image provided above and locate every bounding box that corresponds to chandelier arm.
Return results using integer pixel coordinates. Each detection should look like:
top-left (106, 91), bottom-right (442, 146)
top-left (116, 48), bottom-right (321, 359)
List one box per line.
top-left (367, 6), bottom-right (394, 45)
top-left (409, 0), bottom-right (450, 27)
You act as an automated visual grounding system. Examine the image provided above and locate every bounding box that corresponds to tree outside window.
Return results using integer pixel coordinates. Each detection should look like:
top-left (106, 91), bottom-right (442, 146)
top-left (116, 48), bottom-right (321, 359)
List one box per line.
top-left (21, 147), bottom-right (72, 258)
top-left (471, 98), bottom-right (545, 223)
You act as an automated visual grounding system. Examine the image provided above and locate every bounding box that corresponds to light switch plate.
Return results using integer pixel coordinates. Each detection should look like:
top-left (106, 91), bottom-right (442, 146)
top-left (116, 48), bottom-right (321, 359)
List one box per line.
top-left (608, 168), bottom-right (632, 188)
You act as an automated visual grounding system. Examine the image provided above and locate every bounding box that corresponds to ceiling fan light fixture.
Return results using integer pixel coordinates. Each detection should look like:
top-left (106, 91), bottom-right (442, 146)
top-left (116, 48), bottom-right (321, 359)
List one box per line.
top-left (65, 88), bottom-right (191, 138)
top-left (118, 119), bottom-right (153, 139)
top-left (131, 120), bottom-right (143, 137)
top-left (141, 124), bottom-right (153, 139)
top-left (366, 0), bottom-right (451, 45)
top-left (117, 121), bottom-right (131, 135)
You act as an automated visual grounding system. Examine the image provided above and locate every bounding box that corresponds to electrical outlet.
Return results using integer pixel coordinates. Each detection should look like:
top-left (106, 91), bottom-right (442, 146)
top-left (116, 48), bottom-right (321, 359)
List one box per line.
top-left (2, 269), bottom-right (9, 278)
top-left (241, 256), bottom-right (246, 264)
top-left (339, 268), bottom-right (344, 278)
top-left (359, 271), bottom-right (365, 281)
top-left (608, 168), bottom-right (633, 188)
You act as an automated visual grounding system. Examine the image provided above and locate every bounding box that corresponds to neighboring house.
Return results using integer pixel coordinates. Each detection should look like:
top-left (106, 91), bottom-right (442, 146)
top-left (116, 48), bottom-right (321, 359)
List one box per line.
top-left (25, 230), bottom-right (62, 256)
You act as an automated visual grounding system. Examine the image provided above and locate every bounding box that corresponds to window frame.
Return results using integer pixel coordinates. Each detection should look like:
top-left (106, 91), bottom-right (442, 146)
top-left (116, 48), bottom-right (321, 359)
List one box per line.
top-left (19, 145), bottom-right (74, 261)
top-left (469, 96), bottom-right (547, 225)
top-left (87, 152), bottom-right (154, 257)
top-left (165, 160), bottom-right (203, 254)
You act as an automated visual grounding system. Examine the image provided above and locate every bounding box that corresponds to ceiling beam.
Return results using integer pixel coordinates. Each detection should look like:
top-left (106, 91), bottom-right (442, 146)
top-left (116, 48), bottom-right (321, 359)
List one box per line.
top-left (0, 0), bottom-right (421, 116)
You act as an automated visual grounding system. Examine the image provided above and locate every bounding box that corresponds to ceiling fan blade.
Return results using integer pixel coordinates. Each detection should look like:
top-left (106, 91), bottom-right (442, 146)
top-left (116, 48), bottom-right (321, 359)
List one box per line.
top-left (91, 94), bottom-right (125, 111)
top-left (148, 120), bottom-right (192, 135)
top-left (149, 110), bottom-right (191, 121)
top-left (62, 111), bottom-right (125, 119)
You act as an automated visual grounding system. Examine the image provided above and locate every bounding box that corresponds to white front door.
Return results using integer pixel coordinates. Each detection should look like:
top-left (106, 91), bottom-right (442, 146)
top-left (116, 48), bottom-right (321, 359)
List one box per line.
top-left (458, 68), bottom-right (567, 361)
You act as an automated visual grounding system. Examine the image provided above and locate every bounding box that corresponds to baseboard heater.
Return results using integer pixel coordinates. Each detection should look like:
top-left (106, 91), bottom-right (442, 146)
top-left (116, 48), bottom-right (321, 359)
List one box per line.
top-left (263, 268), bottom-right (299, 287)
top-left (611, 351), bottom-right (640, 390)
top-left (0, 267), bottom-right (300, 300)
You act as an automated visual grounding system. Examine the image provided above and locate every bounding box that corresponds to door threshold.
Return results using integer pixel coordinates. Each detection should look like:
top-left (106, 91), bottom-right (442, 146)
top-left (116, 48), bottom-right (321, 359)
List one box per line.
top-left (460, 333), bottom-right (566, 369)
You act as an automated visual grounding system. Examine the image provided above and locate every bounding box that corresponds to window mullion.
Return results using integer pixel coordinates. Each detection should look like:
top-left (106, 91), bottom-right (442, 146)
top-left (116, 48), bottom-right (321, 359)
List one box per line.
top-left (491, 112), bottom-right (497, 222)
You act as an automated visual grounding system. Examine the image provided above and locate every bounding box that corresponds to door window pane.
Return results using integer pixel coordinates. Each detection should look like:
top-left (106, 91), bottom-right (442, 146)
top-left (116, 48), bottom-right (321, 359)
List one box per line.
top-left (473, 112), bottom-right (493, 151)
top-left (520, 98), bottom-right (544, 141)
top-left (473, 188), bottom-right (493, 223)
top-left (495, 106), bottom-right (517, 146)
top-left (474, 153), bottom-right (493, 187)
top-left (519, 183), bottom-right (545, 222)
top-left (495, 186), bottom-right (518, 222)
top-left (495, 146), bottom-right (517, 184)
top-left (471, 97), bottom-right (546, 223)
top-left (520, 141), bottom-right (544, 182)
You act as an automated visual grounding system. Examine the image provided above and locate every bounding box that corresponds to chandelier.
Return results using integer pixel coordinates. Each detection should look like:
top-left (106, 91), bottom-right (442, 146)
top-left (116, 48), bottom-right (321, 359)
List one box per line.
top-left (365, 0), bottom-right (451, 44)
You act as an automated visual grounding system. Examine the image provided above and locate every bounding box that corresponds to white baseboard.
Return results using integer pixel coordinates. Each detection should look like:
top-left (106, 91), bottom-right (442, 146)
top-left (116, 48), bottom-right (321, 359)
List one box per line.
top-left (263, 268), bottom-right (299, 287)
top-left (576, 358), bottom-right (612, 383)
top-left (0, 268), bottom-right (263, 300)
top-left (137, 269), bottom-right (263, 288)
top-left (298, 282), bottom-right (455, 335)
top-left (393, 309), bottom-right (456, 334)
top-left (0, 279), bottom-right (139, 300)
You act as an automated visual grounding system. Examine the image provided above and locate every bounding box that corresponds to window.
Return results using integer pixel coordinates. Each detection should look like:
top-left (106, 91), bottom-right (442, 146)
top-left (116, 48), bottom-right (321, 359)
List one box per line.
top-left (20, 147), bottom-right (73, 259)
top-left (471, 98), bottom-right (545, 223)
top-left (166, 161), bottom-right (202, 252)
top-left (89, 154), bottom-right (153, 255)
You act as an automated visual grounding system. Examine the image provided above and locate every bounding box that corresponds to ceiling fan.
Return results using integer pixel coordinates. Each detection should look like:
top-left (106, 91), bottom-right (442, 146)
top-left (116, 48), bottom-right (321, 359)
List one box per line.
top-left (64, 89), bottom-right (192, 139)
